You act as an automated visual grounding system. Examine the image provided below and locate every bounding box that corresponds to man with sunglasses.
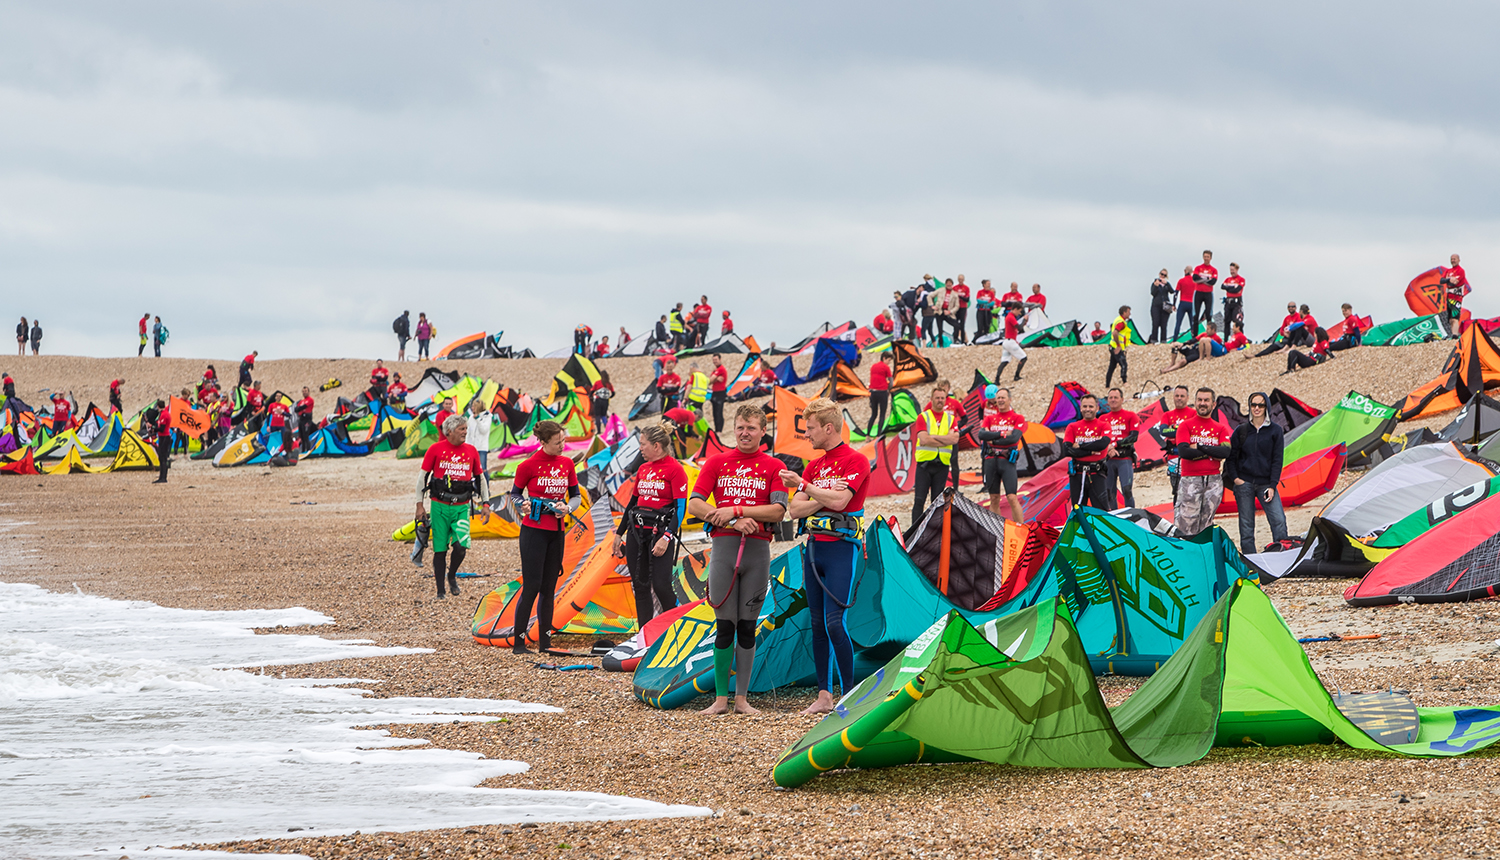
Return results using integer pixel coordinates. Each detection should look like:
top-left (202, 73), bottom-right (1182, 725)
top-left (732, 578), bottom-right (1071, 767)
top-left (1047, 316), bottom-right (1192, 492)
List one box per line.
top-left (1225, 393), bottom-right (1291, 554)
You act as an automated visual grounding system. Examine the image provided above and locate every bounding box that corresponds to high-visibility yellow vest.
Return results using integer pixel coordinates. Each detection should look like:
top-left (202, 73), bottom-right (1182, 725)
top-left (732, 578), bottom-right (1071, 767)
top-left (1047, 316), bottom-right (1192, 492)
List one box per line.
top-left (687, 371), bottom-right (710, 404)
top-left (669, 311), bottom-right (685, 333)
top-left (915, 409), bottom-right (955, 465)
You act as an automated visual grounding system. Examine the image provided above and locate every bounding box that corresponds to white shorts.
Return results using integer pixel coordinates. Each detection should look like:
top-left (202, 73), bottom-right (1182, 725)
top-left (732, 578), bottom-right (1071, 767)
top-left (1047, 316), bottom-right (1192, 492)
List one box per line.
top-left (1001, 339), bottom-right (1027, 362)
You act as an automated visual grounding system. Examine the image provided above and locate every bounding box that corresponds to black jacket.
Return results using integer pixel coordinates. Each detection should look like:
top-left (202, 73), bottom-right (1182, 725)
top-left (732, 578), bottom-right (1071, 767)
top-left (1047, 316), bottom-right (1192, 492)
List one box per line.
top-left (1150, 278), bottom-right (1174, 311)
top-left (1224, 419), bottom-right (1284, 486)
top-left (394, 313), bottom-right (410, 338)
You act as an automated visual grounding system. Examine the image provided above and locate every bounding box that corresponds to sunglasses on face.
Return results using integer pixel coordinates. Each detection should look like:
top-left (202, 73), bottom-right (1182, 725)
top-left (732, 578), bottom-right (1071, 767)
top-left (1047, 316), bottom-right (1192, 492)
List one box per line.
top-left (1250, 402), bottom-right (1267, 408)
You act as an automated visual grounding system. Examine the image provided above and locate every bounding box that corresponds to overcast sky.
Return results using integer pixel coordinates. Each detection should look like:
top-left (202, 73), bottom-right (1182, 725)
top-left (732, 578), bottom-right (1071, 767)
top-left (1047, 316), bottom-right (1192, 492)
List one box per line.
top-left (2, 1), bottom-right (1495, 359)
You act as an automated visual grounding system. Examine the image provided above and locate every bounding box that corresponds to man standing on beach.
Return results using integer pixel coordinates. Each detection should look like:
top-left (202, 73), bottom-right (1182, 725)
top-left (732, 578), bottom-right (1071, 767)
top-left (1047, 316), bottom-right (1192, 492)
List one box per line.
top-left (708, 354), bottom-right (728, 434)
top-left (150, 400), bottom-right (172, 484)
top-left (975, 386), bottom-right (1027, 522)
top-left (1102, 388), bottom-right (1139, 508)
top-left (138, 313), bottom-right (150, 357)
top-left (950, 276), bottom-right (971, 344)
top-left (1173, 388), bottom-right (1232, 536)
top-left (1171, 266), bottom-right (1196, 340)
top-left (1192, 250), bottom-right (1218, 333)
top-left (1156, 384), bottom-right (1193, 503)
top-left (240, 351), bottom-right (258, 387)
top-left (781, 399), bottom-right (870, 716)
top-left (418, 414), bottom-right (491, 600)
top-left (1442, 254), bottom-right (1470, 323)
top-left (689, 404), bottom-right (788, 716)
top-left (910, 381), bottom-right (960, 525)
top-left (1222, 263), bottom-right (1245, 331)
top-left (369, 359), bottom-right (390, 402)
top-left (1061, 394), bottom-right (1112, 510)
top-left (394, 311), bottom-right (411, 362)
top-left (296, 386), bottom-right (316, 451)
top-left (974, 280), bottom-right (996, 338)
top-left (1106, 306), bottom-right (1131, 388)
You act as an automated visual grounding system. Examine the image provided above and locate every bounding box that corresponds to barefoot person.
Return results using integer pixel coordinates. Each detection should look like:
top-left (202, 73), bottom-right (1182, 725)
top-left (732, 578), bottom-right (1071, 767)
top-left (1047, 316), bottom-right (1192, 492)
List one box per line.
top-left (781, 399), bottom-right (870, 715)
top-left (613, 424), bottom-right (688, 628)
top-left (975, 386), bottom-right (1027, 522)
top-left (689, 404), bottom-right (788, 716)
top-left (416, 414), bottom-right (492, 600)
top-left (507, 420), bottom-right (580, 653)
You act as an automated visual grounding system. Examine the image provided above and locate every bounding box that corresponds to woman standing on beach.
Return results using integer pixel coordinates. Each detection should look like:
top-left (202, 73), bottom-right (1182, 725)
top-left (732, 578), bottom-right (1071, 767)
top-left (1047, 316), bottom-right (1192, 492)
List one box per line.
top-left (590, 370), bottom-right (614, 436)
top-left (507, 420), bottom-right (580, 655)
top-left (16, 318), bottom-right (27, 357)
top-left (415, 313), bottom-right (432, 361)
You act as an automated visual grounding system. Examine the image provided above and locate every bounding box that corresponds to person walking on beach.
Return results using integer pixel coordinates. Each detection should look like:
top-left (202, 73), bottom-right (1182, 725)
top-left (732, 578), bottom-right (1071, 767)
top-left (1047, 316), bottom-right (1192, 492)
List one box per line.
top-left (1106, 306), bottom-right (1131, 388)
top-left (1171, 266), bottom-right (1196, 340)
top-left (239, 351), bottom-right (257, 386)
top-left (508, 420), bottom-right (580, 652)
top-left (137, 313), bottom-right (150, 357)
top-left (29, 320), bottom-right (42, 356)
top-left (782, 398), bottom-right (870, 715)
top-left (1225, 392), bottom-right (1290, 554)
top-left (109, 378), bottom-right (125, 416)
top-left (419, 413), bottom-right (492, 601)
top-left (150, 399), bottom-right (172, 484)
top-left (1148, 269), bottom-right (1173, 343)
top-left (16, 317), bottom-right (28, 357)
top-left (996, 306), bottom-right (1027, 381)
top-left (589, 370), bottom-right (614, 437)
top-left (689, 404), bottom-right (789, 716)
top-left (466, 396), bottom-right (493, 473)
top-left (415, 313), bottom-right (432, 360)
top-left (613, 424), bottom-right (687, 629)
top-left (393, 311), bottom-right (411, 361)
top-left (1173, 388), bottom-right (1232, 536)
top-left (866, 352), bottom-right (892, 434)
top-left (708, 354), bottom-right (728, 434)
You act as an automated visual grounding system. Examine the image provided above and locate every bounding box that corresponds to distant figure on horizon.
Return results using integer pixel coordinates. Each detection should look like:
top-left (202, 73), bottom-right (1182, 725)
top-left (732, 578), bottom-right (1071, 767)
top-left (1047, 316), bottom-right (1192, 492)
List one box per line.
top-left (138, 313), bottom-right (150, 357)
top-left (150, 316), bottom-right (164, 358)
top-left (574, 323), bottom-right (593, 356)
top-left (109, 378), bottom-right (124, 415)
top-left (1026, 283), bottom-right (1047, 313)
top-left (16, 317), bottom-right (28, 357)
top-left (239, 350), bottom-right (258, 386)
top-left (1171, 266), bottom-right (1196, 340)
top-left (415, 312), bottom-right (432, 360)
top-left (720, 310), bottom-right (734, 337)
top-left (393, 310), bottom-right (411, 361)
top-left (1441, 253), bottom-right (1469, 323)
top-left (1191, 250), bottom-right (1218, 332)
top-left (1148, 269), bottom-right (1172, 343)
top-left (1222, 262), bottom-right (1245, 331)
top-left (30, 320), bottom-right (42, 356)
top-left (618, 325), bottom-right (632, 348)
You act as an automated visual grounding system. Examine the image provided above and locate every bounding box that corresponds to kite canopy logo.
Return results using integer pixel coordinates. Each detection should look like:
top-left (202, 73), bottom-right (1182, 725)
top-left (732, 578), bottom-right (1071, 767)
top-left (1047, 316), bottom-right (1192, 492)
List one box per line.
top-left (167, 397), bottom-right (209, 439)
top-left (1406, 267), bottom-right (1448, 317)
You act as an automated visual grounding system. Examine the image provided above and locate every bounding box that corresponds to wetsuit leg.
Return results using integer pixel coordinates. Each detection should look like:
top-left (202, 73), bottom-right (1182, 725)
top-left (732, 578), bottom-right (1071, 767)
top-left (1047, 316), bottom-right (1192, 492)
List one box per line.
top-left (432, 550), bottom-right (447, 597)
top-left (711, 392), bottom-right (725, 434)
top-left (708, 535), bottom-right (769, 700)
top-left (806, 540), bottom-right (857, 693)
top-left (515, 524), bottom-right (548, 641)
top-left (154, 435), bottom-right (171, 482)
top-left (911, 460), bottom-right (946, 525)
top-left (536, 527), bottom-right (564, 646)
top-left (625, 528), bottom-right (657, 628)
top-left (447, 544), bottom-right (466, 594)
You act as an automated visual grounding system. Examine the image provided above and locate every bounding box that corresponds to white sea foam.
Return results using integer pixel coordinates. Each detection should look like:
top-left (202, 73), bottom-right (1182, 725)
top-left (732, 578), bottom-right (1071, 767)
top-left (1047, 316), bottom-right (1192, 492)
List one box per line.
top-left (0, 582), bottom-right (708, 858)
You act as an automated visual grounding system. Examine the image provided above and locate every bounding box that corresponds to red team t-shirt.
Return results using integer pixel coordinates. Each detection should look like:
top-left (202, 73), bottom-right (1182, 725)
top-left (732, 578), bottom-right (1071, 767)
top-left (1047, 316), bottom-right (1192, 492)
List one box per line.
top-left (976, 287), bottom-right (996, 307)
top-left (1222, 275), bottom-right (1245, 297)
top-left (1224, 332), bottom-right (1249, 350)
top-left (657, 372), bottom-right (681, 392)
top-left (691, 448), bottom-right (787, 541)
top-left (981, 410), bottom-right (1028, 456)
top-left (634, 457), bottom-right (689, 510)
top-left (370, 366), bottom-right (389, 386)
top-left (1029, 292), bottom-right (1047, 310)
top-left (1004, 311), bottom-right (1021, 340)
top-left (1192, 263), bottom-right (1218, 292)
top-left (511, 450), bottom-right (579, 530)
top-left (246, 389), bottom-right (265, 410)
top-left (800, 442), bottom-right (871, 542)
top-left (1000, 290), bottom-right (1024, 307)
top-left (422, 437), bottom-right (485, 501)
top-left (268, 401), bottom-right (289, 429)
top-left (1064, 418), bottom-right (1111, 463)
top-left (1175, 416), bottom-right (1230, 477)
top-left (869, 361), bottom-right (892, 391)
top-left (1101, 409), bottom-right (1139, 459)
top-left (710, 365), bottom-right (728, 393)
top-left (695, 304), bottom-right (712, 325)
top-left (1157, 406), bottom-right (1195, 465)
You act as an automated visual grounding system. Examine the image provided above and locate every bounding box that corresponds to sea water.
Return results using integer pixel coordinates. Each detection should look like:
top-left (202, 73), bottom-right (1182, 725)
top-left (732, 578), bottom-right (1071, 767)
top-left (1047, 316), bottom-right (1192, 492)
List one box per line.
top-left (0, 582), bottom-right (708, 858)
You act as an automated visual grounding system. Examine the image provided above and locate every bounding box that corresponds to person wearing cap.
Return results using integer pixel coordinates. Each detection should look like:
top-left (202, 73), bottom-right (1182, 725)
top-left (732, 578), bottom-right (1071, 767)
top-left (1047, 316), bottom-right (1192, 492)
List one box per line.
top-left (974, 385), bottom-right (1027, 521)
top-left (720, 310), bottom-right (734, 337)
